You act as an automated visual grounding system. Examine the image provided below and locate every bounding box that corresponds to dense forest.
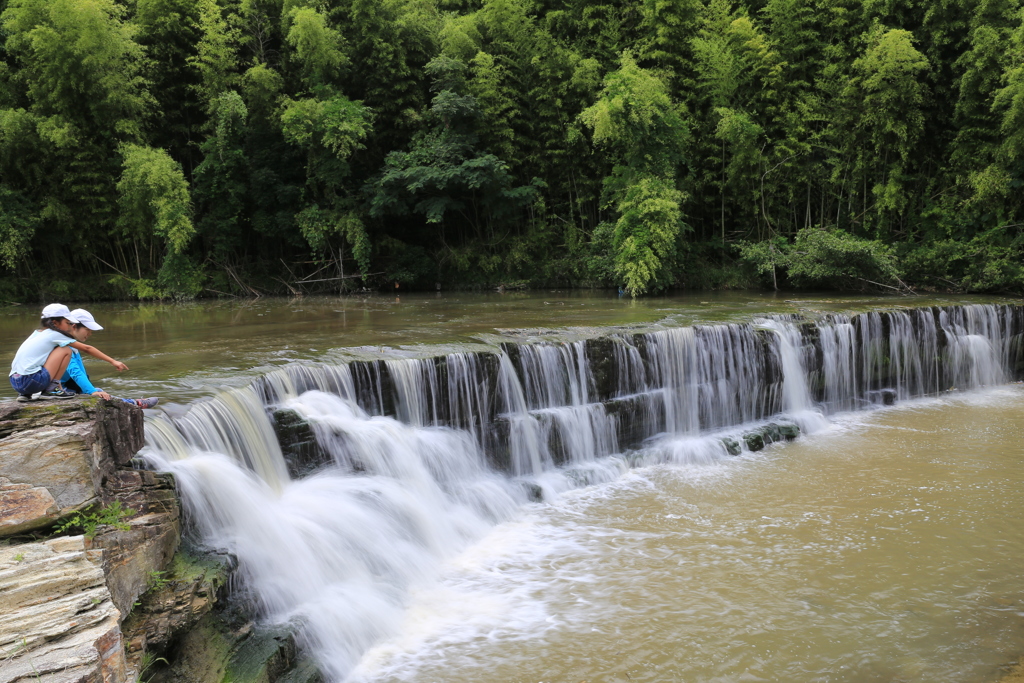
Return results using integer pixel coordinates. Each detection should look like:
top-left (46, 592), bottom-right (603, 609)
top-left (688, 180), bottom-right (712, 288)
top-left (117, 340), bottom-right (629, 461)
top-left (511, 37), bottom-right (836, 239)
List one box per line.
top-left (2, 0), bottom-right (1024, 299)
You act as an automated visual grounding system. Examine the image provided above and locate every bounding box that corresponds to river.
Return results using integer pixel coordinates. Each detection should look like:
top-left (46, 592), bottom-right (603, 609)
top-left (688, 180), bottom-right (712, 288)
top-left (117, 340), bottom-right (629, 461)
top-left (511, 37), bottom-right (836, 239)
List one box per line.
top-left (0, 290), bottom-right (1010, 402)
top-left (4, 291), bottom-right (1022, 681)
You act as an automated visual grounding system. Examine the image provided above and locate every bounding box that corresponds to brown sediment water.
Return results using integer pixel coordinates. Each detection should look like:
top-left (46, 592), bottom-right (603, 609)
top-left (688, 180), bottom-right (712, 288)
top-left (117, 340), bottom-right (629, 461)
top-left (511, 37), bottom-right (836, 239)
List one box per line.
top-left (349, 388), bottom-right (1024, 682)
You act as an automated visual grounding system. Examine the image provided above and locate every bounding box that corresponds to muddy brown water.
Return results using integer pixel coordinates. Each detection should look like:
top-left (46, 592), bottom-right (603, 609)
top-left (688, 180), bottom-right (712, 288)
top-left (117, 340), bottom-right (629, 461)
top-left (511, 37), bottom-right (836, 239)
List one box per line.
top-left (350, 388), bottom-right (1024, 683)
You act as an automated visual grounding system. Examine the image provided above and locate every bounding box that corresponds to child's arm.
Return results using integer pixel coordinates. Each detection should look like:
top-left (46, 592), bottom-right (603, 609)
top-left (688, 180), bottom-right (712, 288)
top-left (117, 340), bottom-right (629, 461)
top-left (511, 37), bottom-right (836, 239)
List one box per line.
top-left (65, 352), bottom-right (111, 399)
top-left (69, 341), bottom-right (129, 372)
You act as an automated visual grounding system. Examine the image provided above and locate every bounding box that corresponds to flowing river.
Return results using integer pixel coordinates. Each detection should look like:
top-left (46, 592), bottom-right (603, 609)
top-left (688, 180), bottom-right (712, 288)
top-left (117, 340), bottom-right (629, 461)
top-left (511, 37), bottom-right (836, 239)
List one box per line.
top-left (3, 292), bottom-right (1022, 681)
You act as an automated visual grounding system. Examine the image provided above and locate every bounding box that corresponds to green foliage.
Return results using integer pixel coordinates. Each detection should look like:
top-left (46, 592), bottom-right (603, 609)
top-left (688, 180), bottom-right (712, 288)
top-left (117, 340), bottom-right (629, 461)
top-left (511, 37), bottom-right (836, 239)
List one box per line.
top-left (280, 95), bottom-right (371, 159)
top-left (158, 253), bottom-right (206, 299)
top-left (285, 7), bottom-right (345, 86)
top-left (0, 186), bottom-right (38, 269)
top-left (0, 0), bottom-right (1023, 296)
top-left (740, 227), bottom-right (900, 291)
top-left (738, 236), bottom-right (788, 288)
top-left (146, 569), bottom-right (172, 590)
top-left (902, 227), bottom-right (1024, 292)
top-left (117, 145), bottom-right (195, 254)
top-left (581, 52), bottom-right (689, 295)
top-left (580, 52), bottom-right (688, 180)
top-left (369, 54), bottom-right (538, 241)
top-left (2, 0), bottom-right (152, 138)
top-left (54, 501), bottom-right (133, 539)
top-left (612, 175), bottom-right (685, 296)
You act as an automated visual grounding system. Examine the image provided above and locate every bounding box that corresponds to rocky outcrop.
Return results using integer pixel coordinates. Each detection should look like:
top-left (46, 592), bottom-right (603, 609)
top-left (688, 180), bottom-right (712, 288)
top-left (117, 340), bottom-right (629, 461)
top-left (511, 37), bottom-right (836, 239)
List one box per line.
top-left (149, 617), bottom-right (322, 683)
top-left (0, 399), bottom-right (144, 535)
top-left (90, 470), bottom-right (180, 620)
top-left (0, 477), bottom-right (59, 536)
top-left (121, 550), bottom-right (232, 659)
top-left (0, 397), bottom-right (300, 683)
top-left (0, 535), bottom-right (126, 683)
top-left (0, 398), bottom-right (181, 683)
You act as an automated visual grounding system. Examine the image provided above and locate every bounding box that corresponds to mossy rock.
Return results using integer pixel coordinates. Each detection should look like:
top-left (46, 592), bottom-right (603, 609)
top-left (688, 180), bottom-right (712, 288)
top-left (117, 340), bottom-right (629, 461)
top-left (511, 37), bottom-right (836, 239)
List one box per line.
top-left (721, 437), bottom-right (741, 456)
top-left (149, 615), bottom-right (321, 683)
top-left (743, 432), bottom-right (765, 452)
top-left (776, 422), bottom-right (800, 440)
top-left (226, 626), bottom-right (298, 683)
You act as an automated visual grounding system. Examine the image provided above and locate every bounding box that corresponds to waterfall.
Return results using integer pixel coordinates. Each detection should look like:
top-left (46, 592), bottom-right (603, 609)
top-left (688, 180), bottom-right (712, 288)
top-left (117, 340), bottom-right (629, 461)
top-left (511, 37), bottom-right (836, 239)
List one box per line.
top-left (142, 302), bottom-right (1024, 682)
top-left (819, 314), bottom-right (858, 412)
top-left (147, 391), bottom-right (522, 681)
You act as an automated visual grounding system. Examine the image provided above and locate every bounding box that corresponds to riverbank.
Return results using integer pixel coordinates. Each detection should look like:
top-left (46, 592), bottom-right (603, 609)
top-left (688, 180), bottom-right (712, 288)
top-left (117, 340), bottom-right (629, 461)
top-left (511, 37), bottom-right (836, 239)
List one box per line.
top-left (1003, 664), bottom-right (1024, 681)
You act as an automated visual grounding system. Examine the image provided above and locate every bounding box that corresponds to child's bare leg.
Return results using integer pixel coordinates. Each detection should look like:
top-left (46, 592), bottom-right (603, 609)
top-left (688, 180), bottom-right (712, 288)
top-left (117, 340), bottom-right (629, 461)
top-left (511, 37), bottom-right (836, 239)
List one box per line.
top-left (42, 347), bottom-right (72, 383)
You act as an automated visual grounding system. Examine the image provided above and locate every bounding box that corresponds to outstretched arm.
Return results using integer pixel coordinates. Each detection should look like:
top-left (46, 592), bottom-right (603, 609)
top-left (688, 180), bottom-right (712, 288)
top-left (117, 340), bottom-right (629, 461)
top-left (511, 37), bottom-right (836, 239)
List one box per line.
top-left (64, 352), bottom-right (112, 400)
top-left (69, 341), bottom-right (129, 372)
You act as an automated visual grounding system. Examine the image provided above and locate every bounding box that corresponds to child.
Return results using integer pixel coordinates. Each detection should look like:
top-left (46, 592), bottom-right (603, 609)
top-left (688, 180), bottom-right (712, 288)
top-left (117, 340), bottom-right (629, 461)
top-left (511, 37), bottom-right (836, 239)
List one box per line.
top-left (10, 304), bottom-right (84, 399)
top-left (9, 303), bottom-right (126, 401)
top-left (62, 308), bottom-right (158, 409)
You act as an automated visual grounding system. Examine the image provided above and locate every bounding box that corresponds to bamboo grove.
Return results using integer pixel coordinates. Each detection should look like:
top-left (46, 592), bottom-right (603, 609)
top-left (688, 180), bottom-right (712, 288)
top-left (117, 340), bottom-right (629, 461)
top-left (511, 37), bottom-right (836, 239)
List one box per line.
top-left (2, 0), bottom-right (1024, 298)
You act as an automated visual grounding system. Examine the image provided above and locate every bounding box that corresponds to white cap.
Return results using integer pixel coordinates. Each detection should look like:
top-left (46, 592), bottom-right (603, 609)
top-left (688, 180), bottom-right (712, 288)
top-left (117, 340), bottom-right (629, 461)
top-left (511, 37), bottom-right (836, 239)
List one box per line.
top-left (41, 303), bottom-right (81, 324)
top-left (69, 309), bottom-right (103, 331)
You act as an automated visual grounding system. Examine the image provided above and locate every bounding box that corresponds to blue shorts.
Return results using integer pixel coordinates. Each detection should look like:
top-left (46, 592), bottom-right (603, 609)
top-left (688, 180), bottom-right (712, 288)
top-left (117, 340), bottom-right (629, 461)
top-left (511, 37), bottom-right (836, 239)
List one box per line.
top-left (10, 368), bottom-right (51, 397)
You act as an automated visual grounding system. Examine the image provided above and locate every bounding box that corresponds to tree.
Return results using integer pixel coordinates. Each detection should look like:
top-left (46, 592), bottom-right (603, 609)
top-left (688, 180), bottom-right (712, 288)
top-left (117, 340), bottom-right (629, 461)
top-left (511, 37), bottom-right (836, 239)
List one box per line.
top-left (835, 26), bottom-right (929, 234)
top-left (1, 0), bottom-right (153, 268)
top-left (368, 56), bottom-right (538, 258)
top-left (581, 52), bottom-right (690, 295)
top-left (281, 91), bottom-right (373, 282)
top-left (116, 144), bottom-right (199, 296)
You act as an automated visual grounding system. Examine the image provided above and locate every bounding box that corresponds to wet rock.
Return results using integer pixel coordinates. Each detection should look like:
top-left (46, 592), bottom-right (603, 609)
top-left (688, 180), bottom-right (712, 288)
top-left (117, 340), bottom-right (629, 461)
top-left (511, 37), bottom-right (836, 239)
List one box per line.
top-left (122, 549), bottom-right (233, 668)
top-left (521, 482), bottom-right (543, 502)
top-left (776, 422), bottom-right (800, 440)
top-left (603, 393), bottom-right (662, 451)
top-left (228, 626), bottom-right (300, 683)
top-left (762, 423), bottom-right (783, 444)
top-left (742, 422), bottom-right (800, 452)
top-left (584, 337), bottom-right (617, 401)
top-left (349, 359), bottom-right (395, 417)
top-left (0, 535), bottom-right (127, 683)
top-left (89, 508), bottom-right (180, 621)
top-left (743, 431), bottom-right (765, 452)
top-left (276, 658), bottom-right (324, 683)
top-left (151, 616), bottom-right (313, 683)
top-left (273, 409), bottom-right (328, 477)
top-left (721, 437), bottom-right (742, 456)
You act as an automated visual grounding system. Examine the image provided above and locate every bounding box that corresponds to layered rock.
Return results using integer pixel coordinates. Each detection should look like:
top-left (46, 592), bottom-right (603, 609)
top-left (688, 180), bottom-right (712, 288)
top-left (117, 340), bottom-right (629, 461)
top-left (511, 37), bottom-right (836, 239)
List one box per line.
top-left (0, 535), bottom-right (126, 683)
top-left (0, 397), bottom-right (299, 683)
top-left (0, 398), bottom-right (177, 683)
top-left (0, 478), bottom-right (58, 536)
top-left (0, 398), bottom-right (144, 535)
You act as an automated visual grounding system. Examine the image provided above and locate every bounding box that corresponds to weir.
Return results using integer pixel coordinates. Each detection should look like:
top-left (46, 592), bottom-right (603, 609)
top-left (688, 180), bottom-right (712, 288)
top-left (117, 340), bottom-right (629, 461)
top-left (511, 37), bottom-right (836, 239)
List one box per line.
top-left (147, 303), bottom-right (1024, 485)
top-left (140, 302), bottom-right (1024, 681)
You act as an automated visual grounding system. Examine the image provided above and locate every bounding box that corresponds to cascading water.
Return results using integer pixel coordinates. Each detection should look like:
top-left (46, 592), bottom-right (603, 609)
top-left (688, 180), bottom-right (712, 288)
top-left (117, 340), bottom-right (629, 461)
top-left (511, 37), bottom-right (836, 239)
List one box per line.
top-left (759, 318), bottom-right (830, 432)
top-left (141, 303), bottom-right (1024, 681)
top-left (146, 388), bottom-right (524, 682)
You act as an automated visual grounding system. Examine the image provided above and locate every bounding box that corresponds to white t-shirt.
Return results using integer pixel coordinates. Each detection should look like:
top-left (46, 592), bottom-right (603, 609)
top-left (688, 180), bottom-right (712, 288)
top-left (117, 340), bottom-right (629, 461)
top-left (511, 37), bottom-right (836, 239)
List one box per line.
top-left (10, 329), bottom-right (75, 376)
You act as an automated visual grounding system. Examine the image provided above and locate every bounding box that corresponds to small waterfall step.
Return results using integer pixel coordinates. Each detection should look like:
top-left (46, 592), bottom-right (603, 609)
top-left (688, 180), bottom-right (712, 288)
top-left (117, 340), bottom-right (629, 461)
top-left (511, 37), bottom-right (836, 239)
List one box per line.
top-left (148, 303), bottom-right (1024, 485)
